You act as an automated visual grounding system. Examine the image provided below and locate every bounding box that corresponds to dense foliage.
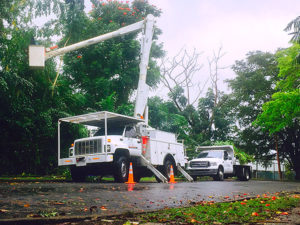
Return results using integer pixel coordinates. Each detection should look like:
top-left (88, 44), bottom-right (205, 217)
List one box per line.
top-left (254, 44), bottom-right (300, 179)
top-left (0, 1), bottom-right (298, 179)
top-left (225, 51), bottom-right (279, 161)
top-left (0, 0), bottom-right (162, 175)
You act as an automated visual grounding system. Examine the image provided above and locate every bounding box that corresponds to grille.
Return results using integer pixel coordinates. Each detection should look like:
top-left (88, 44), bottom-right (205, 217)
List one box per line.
top-left (191, 161), bottom-right (210, 168)
top-left (75, 139), bottom-right (102, 155)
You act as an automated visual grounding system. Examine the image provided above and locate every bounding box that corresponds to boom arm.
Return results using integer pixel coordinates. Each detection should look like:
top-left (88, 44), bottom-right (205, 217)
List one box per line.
top-left (29, 14), bottom-right (155, 120)
top-left (134, 14), bottom-right (154, 120)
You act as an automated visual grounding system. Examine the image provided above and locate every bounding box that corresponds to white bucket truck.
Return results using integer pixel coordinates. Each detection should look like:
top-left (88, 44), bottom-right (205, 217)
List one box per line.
top-left (29, 15), bottom-right (192, 183)
top-left (58, 111), bottom-right (191, 182)
top-left (186, 145), bottom-right (252, 181)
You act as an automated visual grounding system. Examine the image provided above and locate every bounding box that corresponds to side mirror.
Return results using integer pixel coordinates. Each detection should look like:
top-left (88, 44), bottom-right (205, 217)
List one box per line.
top-left (228, 156), bottom-right (232, 160)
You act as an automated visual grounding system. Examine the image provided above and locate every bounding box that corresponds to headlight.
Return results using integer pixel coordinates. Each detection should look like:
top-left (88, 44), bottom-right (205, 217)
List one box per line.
top-left (210, 162), bottom-right (217, 166)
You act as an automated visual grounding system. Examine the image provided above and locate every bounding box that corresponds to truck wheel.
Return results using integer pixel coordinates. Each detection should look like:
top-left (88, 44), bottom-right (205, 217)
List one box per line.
top-left (239, 168), bottom-right (250, 181)
top-left (163, 159), bottom-right (176, 181)
top-left (213, 167), bottom-right (224, 181)
top-left (192, 175), bottom-right (197, 181)
top-left (114, 156), bottom-right (129, 183)
top-left (70, 167), bottom-right (86, 182)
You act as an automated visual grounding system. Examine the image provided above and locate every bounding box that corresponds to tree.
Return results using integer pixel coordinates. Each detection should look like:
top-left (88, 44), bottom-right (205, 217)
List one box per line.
top-left (227, 51), bottom-right (280, 160)
top-left (285, 16), bottom-right (300, 43)
top-left (197, 89), bottom-right (234, 144)
top-left (0, 0), bottom-right (83, 174)
top-left (0, 0), bottom-right (163, 175)
top-left (52, 0), bottom-right (163, 113)
top-left (160, 48), bottom-right (204, 127)
top-left (148, 96), bottom-right (189, 139)
top-left (159, 47), bottom-right (234, 156)
top-left (254, 44), bottom-right (300, 180)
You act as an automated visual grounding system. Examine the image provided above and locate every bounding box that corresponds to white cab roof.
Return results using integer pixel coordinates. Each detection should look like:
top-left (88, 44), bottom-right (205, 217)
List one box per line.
top-left (196, 145), bottom-right (234, 157)
top-left (59, 111), bottom-right (144, 128)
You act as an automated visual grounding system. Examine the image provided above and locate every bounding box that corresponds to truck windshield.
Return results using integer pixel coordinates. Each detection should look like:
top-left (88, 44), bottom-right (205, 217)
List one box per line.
top-left (94, 127), bottom-right (124, 136)
top-left (197, 151), bottom-right (223, 159)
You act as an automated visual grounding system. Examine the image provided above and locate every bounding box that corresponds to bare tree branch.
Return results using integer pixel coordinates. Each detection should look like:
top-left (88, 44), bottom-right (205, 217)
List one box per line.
top-left (160, 47), bottom-right (204, 106)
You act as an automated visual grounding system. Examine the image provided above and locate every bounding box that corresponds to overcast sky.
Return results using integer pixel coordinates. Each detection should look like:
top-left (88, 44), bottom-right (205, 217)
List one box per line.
top-left (145, 0), bottom-right (299, 97)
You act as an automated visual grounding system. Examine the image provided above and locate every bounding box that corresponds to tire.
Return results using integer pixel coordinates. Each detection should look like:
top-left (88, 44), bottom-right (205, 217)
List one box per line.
top-left (163, 159), bottom-right (176, 181)
top-left (213, 167), bottom-right (224, 181)
top-left (114, 156), bottom-right (129, 183)
top-left (192, 175), bottom-right (197, 181)
top-left (70, 167), bottom-right (86, 182)
top-left (239, 168), bottom-right (250, 181)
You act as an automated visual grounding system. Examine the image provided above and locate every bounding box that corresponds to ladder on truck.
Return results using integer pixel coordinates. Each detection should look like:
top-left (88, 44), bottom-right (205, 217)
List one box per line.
top-left (140, 155), bottom-right (168, 183)
top-left (140, 155), bottom-right (194, 183)
top-left (177, 165), bottom-right (194, 182)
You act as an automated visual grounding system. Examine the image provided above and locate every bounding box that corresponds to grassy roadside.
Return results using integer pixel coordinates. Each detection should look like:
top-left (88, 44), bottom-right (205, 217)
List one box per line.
top-left (0, 175), bottom-right (66, 182)
top-left (134, 193), bottom-right (300, 224)
top-left (0, 175), bottom-right (162, 183)
top-left (7, 193), bottom-right (299, 224)
top-left (54, 192), bottom-right (299, 224)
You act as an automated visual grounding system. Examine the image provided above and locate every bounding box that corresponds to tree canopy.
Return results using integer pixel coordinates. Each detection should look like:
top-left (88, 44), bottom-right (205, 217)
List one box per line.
top-left (254, 44), bottom-right (300, 179)
top-left (0, 0), bottom-right (163, 175)
top-left (0, 1), bottom-right (299, 180)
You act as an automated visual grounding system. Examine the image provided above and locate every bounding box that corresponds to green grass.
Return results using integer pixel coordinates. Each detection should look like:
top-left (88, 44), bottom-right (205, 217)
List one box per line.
top-left (0, 175), bottom-right (66, 181)
top-left (138, 193), bottom-right (300, 224)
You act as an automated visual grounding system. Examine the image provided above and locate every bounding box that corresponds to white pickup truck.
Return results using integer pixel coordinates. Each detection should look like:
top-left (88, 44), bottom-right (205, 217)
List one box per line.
top-left (186, 145), bottom-right (252, 181)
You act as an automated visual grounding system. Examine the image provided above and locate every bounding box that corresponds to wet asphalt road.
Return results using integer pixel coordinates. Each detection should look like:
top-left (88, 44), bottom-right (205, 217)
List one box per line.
top-left (0, 180), bottom-right (299, 220)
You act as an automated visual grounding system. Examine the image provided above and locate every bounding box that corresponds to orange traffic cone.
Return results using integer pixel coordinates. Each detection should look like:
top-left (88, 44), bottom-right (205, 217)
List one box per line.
top-left (169, 165), bottom-right (176, 184)
top-left (127, 183), bottom-right (135, 191)
top-left (125, 162), bottom-right (136, 184)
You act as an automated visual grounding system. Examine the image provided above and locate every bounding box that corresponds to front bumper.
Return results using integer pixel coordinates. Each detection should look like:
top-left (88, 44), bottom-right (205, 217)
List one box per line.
top-left (58, 154), bottom-right (114, 166)
top-left (187, 168), bottom-right (218, 176)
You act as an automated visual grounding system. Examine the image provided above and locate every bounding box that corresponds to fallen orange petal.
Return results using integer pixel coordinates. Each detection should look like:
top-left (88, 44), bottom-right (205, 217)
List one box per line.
top-left (281, 212), bottom-right (288, 215)
top-left (100, 206), bottom-right (107, 210)
top-left (251, 212), bottom-right (259, 216)
top-left (24, 204), bottom-right (30, 208)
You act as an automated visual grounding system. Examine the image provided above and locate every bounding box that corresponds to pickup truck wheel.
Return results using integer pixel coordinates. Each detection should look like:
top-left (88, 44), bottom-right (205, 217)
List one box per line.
top-left (114, 156), bottom-right (129, 183)
top-left (240, 168), bottom-right (250, 181)
top-left (70, 167), bottom-right (86, 182)
top-left (244, 169), bottom-right (250, 181)
top-left (213, 167), bottom-right (224, 181)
